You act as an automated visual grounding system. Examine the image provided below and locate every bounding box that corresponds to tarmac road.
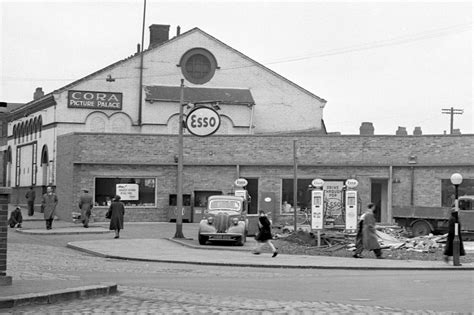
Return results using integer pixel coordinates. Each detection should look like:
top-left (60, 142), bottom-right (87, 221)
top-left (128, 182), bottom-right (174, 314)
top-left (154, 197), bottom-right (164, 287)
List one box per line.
top-left (3, 220), bottom-right (474, 313)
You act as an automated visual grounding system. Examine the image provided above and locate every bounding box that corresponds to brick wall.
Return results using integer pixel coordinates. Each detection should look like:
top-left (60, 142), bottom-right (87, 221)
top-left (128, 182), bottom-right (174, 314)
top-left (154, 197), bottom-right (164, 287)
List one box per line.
top-left (56, 133), bottom-right (474, 222)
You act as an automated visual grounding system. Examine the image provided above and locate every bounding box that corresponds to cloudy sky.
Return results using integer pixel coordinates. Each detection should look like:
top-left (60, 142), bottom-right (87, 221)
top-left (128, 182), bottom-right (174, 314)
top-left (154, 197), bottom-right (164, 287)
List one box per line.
top-left (1, 0), bottom-right (472, 135)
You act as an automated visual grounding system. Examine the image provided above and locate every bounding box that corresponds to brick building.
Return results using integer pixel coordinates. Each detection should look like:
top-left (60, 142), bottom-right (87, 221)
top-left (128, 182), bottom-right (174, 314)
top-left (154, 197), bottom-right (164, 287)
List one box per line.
top-left (2, 24), bottom-right (473, 228)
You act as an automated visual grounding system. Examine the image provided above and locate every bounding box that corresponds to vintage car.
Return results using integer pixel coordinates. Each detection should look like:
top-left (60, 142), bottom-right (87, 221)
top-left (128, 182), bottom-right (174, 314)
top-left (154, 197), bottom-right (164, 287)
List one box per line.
top-left (198, 195), bottom-right (248, 246)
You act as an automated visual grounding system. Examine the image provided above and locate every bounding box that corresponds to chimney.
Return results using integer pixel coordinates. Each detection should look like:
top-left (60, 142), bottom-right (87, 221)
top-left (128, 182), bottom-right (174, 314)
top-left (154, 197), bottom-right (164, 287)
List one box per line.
top-left (452, 128), bottom-right (461, 135)
top-left (359, 122), bottom-right (374, 135)
top-left (396, 126), bottom-right (407, 136)
top-left (176, 25), bottom-right (181, 36)
top-left (33, 87), bottom-right (44, 100)
top-left (413, 126), bottom-right (422, 136)
top-left (149, 24), bottom-right (170, 48)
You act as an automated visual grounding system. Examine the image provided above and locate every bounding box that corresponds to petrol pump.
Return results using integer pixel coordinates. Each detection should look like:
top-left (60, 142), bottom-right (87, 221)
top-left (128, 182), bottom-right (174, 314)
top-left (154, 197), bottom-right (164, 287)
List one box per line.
top-left (344, 179), bottom-right (359, 232)
top-left (311, 179), bottom-right (325, 246)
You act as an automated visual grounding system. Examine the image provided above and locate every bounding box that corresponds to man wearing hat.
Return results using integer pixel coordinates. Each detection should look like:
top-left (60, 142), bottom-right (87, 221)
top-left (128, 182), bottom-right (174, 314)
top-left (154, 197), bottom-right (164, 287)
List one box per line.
top-left (79, 188), bottom-right (93, 228)
top-left (443, 207), bottom-right (465, 264)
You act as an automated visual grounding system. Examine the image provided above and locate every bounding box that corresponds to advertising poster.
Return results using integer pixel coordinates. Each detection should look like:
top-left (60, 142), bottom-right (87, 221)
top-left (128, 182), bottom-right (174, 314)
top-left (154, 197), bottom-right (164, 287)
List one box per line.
top-left (116, 184), bottom-right (139, 200)
top-left (323, 181), bottom-right (344, 226)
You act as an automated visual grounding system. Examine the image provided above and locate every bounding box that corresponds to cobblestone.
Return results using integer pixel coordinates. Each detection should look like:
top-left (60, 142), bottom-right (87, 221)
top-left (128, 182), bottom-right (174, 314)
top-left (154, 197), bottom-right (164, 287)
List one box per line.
top-left (2, 286), bottom-right (454, 314)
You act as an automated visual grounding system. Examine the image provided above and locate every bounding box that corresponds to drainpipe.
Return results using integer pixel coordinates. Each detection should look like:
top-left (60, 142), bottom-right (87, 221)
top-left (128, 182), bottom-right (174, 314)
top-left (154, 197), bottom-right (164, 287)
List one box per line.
top-left (410, 166), bottom-right (415, 206)
top-left (388, 166), bottom-right (393, 223)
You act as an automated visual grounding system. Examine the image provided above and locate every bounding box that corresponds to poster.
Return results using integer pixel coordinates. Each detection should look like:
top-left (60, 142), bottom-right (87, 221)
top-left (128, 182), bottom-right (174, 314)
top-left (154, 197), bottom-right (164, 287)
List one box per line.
top-left (116, 184), bottom-right (139, 200)
top-left (323, 181), bottom-right (344, 225)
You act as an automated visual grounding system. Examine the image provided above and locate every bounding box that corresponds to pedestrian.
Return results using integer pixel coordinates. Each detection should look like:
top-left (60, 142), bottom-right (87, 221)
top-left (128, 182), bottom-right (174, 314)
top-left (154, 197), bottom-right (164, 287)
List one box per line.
top-left (8, 206), bottom-right (23, 228)
top-left (253, 210), bottom-right (278, 257)
top-left (79, 188), bottom-right (93, 228)
top-left (41, 186), bottom-right (58, 230)
top-left (362, 203), bottom-right (383, 259)
top-left (25, 186), bottom-right (36, 216)
top-left (443, 207), bottom-right (465, 264)
top-left (107, 195), bottom-right (125, 239)
top-left (353, 211), bottom-right (367, 258)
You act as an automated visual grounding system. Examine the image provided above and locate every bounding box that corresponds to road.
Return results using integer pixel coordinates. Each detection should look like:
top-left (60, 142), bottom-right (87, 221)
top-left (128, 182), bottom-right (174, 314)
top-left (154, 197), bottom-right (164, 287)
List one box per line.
top-left (2, 221), bottom-right (474, 313)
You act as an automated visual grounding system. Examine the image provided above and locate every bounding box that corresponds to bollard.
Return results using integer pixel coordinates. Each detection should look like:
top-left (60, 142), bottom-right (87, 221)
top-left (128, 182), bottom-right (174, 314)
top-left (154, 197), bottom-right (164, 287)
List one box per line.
top-left (453, 222), bottom-right (461, 266)
top-left (0, 187), bottom-right (12, 285)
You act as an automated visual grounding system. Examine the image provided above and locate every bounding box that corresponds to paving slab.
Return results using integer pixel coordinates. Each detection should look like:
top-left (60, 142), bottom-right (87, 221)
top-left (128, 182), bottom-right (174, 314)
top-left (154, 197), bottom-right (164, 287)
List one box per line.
top-left (67, 238), bottom-right (474, 270)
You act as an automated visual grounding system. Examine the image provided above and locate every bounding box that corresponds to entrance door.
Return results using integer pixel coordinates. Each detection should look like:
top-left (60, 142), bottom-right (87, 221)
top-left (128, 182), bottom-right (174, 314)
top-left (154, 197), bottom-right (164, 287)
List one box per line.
top-left (371, 179), bottom-right (388, 223)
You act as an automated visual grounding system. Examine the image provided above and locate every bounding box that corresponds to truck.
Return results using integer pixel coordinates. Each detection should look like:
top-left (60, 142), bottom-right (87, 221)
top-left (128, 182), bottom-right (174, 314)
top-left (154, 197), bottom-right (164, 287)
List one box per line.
top-left (393, 195), bottom-right (474, 236)
top-left (198, 194), bottom-right (249, 246)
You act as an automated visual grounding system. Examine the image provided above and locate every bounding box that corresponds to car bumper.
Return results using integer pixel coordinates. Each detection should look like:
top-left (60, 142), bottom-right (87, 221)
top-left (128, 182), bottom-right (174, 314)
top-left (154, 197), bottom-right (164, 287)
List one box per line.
top-left (200, 233), bottom-right (243, 242)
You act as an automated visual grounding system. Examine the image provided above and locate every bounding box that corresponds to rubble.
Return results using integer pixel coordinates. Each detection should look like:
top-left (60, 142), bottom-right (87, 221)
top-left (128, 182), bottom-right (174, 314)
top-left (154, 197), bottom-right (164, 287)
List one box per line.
top-left (279, 225), bottom-right (448, 253)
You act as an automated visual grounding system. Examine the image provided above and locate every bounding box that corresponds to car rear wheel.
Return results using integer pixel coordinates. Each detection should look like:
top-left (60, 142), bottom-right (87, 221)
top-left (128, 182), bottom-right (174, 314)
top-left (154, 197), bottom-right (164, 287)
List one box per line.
top-left (198, 235), bottom-right (209, 245)
top-left (412, 220), bottom-right (431, 236)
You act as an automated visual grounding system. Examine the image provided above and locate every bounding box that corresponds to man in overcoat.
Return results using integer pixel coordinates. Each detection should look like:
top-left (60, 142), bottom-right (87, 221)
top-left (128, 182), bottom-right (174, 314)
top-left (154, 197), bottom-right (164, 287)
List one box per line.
top-left (443, 208), bottom-right (465, 263)
top-left (79, 188), bottom-right (93, 228)
top-left (41, 186), bottom-right (58, 230)
top-left (25, 186), bottom-right (36, 216)
top-left (362, 203), bottom-right (383, 259)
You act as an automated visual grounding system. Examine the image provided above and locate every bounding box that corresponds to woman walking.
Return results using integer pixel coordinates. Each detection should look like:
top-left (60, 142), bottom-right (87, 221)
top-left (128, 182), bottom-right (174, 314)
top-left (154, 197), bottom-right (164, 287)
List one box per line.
top-left (253, 210), bottom-right (278, 257)
top-left (362, 203), bottom-right (383, 259)
top-left (108, 195), bottom-right (125, 239)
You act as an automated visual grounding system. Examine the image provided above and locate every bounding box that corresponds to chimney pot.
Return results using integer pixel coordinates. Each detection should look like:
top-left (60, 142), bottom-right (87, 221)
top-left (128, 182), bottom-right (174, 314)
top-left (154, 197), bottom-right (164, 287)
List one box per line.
top-left (177, 25), bottom-right (181, 36)
top-left (359, 122), bottom-right (374, 135)
top-left (33, 87), bottom-right (44, 100)
top-left (396, 126), bottom-right (407, 136)
top-left (452, 128), bottom-right (461, 135)
top-left (413, 126), bottom-right (422, 136)
top-left (149, 24), bottom-right (170, 48)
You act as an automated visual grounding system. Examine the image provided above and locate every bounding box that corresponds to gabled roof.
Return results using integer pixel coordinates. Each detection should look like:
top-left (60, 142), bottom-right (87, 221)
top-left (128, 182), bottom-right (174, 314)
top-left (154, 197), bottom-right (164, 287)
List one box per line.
top-left (11, 26), bottom-right (326, 115)
top-left (145, 86), bottom-right (255, 105)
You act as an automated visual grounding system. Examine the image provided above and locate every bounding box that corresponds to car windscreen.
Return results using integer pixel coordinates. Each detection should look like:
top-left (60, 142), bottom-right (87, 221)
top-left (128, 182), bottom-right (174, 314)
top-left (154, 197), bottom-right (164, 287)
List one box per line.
top-left (209, 200), bottom-right (241, 211)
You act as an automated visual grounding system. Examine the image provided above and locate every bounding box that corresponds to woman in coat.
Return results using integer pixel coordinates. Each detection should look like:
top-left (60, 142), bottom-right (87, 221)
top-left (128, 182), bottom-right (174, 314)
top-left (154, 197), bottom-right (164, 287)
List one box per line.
top-left (362, 203), bottom-right (383, 259)
top-left (443, 208), bottom-right (465, 263)
top-left (108, 195), bottom-right (125, 238)
top-left (253, 210), bottom-right (278, 257)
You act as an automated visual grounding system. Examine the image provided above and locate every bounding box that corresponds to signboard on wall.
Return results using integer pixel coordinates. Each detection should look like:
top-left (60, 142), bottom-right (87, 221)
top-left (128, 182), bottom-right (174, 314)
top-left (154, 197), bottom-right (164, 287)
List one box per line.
top-left (68, 91), bottom-right (123, 110)
top-left (116, 184), bottom-right (139, 200)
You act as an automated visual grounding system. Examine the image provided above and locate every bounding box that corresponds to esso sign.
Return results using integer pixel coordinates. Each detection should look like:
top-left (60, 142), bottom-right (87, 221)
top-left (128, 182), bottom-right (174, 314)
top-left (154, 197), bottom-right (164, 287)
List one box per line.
top-left (185, 106), bottom-right (221, 137)
top-left (311, 178), bottom-right (325, 188)
top-left (345, 179), bottom-right (359, 188)
top-left (234, 178), bottom-right (248, 187)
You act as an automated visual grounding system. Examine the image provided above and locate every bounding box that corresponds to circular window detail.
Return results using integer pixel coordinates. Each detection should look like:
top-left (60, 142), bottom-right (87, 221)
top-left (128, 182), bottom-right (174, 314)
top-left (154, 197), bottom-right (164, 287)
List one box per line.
top-left (180, 48), bottom-right (217, 84)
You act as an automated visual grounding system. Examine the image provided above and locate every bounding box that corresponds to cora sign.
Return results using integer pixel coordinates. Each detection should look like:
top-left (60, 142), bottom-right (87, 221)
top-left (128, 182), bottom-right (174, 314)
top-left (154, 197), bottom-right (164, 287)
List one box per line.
top-left (185, 106), bottom-right (221, 137)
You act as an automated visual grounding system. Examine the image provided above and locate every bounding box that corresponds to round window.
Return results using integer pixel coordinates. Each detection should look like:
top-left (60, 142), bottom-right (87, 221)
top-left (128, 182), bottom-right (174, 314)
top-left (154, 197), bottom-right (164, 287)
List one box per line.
top-left (180, 48), bottom-right (217, 84)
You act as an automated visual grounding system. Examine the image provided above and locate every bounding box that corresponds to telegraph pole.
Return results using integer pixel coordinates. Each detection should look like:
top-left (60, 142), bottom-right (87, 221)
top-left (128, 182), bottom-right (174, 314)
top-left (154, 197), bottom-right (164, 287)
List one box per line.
top-left (174, 79), bottom-right (185, 239)
top-left (441, 107), bottom-right (463, 134)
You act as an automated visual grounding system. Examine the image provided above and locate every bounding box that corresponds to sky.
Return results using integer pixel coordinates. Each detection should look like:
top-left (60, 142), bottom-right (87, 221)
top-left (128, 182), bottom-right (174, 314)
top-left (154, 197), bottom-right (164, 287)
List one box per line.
top-left (0, 0), bottom-right (472, 135)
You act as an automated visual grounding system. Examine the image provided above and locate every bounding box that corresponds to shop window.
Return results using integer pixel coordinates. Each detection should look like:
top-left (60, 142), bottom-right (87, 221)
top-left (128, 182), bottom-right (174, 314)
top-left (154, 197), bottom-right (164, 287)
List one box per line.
top-left (281, 178), bottom-right (313, 212)
top-left (95, 177), bottom-right (156, 206)
top-left (169, 194), bottom-right (191, 206)
top-left (441, 179), bottom-right (474, 207)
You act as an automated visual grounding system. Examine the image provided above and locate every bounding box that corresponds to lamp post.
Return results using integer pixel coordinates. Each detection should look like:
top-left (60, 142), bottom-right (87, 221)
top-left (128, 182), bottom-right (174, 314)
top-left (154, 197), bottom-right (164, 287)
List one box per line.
top-left (174, 79), bottom-right (185, 239)
top-left (450, 173), bottom-right (462, 266)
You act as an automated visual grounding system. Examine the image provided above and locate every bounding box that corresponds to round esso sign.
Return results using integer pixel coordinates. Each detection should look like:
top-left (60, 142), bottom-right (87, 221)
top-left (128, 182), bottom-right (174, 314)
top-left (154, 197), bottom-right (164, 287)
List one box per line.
top-left (345, 179), bottom-right (359, 188)
top-left (185, 106), bottom-right (221, 137)
top-left (311, 178), bottom-right (325, 188)
top-left (234, 178), bottom-right (248, 187)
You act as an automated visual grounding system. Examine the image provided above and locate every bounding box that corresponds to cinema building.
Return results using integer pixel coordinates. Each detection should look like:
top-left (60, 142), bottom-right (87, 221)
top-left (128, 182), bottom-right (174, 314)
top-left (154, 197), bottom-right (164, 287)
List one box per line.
top-left (3, 25), bottom-right (473, 228)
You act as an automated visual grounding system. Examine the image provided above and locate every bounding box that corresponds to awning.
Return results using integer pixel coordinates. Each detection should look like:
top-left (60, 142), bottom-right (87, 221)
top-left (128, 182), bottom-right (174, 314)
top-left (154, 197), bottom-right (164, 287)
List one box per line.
top-left (144, 86), bottom-right (255, 106)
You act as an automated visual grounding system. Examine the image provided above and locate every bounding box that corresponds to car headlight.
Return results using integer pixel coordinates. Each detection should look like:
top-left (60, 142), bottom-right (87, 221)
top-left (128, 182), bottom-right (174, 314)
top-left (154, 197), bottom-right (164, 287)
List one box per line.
top-left (232, 217), bottom-right (239, 225)
top-left (207, 217), bottom-right (214, 225)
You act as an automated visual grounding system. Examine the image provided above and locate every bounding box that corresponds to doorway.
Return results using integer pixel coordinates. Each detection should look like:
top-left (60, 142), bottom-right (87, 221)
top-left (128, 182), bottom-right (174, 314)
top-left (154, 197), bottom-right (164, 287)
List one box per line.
top-left (371, 179), bottom-right (388, 223)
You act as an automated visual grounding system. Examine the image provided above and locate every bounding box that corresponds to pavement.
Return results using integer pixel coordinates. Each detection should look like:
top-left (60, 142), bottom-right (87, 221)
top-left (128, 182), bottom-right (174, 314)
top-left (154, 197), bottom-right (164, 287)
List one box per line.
top-left (2, 207), bottom-right (474, 309)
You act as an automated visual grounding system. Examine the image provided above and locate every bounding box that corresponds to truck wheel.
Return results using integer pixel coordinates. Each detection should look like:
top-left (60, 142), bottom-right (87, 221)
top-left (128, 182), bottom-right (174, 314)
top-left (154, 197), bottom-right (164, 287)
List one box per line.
top-left (412, 220), bottom-right (431, 236)
top-left (198, 235), bottom-right (209, 245)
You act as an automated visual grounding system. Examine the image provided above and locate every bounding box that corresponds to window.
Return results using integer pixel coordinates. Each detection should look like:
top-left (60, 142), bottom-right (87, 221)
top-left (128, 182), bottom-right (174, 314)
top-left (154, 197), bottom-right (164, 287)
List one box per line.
top-left (180, 48), bottom-right (217, 84)
top-left (441, 179), bottom-right (474, 207)
top-left (281, 178), bottom-right (313, 212)
top-left (95, 177), bottom-right (156, 206)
